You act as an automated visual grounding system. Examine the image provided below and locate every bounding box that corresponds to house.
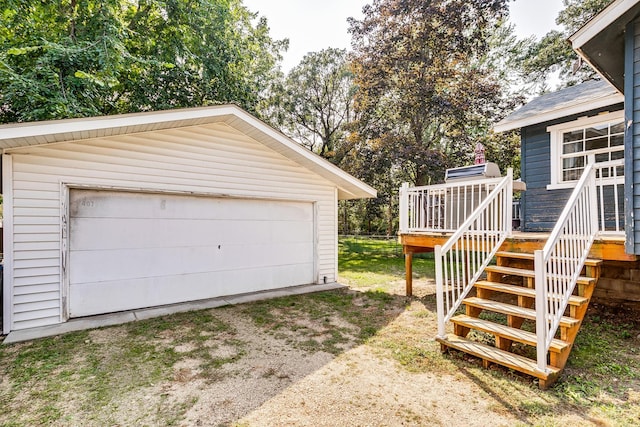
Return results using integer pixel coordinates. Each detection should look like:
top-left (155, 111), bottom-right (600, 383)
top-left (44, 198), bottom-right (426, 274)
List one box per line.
top-left (0, 104), bottom-right (376, 341)
top-left (493, 79), bottom-right (640, 305)
top-left (397, 0), bottom-right (640, 388)
top-left (493, 79), bottom-right (624, 233)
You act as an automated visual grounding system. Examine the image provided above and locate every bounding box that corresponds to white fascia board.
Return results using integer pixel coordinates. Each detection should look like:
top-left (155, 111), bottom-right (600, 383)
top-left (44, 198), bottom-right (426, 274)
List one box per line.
top-left (0, 104), bottom-right (377, 199)
top-left (492, 92), bottom-right (624, 133)
top-left (0, 105), bottom-right (236, 142)
top-left (570, 0), bottom-right (636, 49)
top-left (227, 109), bottom-right (377, 200)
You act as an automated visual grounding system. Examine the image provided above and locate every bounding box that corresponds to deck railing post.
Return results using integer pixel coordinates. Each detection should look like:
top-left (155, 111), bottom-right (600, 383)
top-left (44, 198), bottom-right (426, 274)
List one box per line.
top-left (534, 249), bottom-right (547, 373)
top-left (506, 168), bottom-right (513, 236)
top-left (588, 165), bottom-right (598, 235)
top-left (435, 244), bottom-right (446, 339)
top-left (400, 182), bottom-right (409, 233)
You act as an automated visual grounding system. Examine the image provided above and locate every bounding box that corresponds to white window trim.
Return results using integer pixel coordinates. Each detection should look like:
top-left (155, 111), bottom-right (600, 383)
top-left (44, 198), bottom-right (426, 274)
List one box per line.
top-left (546, 110), bottom-right (624, 190)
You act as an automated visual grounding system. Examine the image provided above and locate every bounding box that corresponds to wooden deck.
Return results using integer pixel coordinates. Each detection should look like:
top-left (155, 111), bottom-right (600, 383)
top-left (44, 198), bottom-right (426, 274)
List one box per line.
top-left (400, 231), bottom-right (635, 297)
top-left (401, 231), bottom-right (632, 261)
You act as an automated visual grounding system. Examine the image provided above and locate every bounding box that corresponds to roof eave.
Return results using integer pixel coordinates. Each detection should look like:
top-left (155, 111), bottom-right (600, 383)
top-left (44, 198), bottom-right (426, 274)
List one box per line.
top-left (569, 0), bottom-right (640, 92)
top-left (0, 105), bottom-right (377, 200)
top-left (493, 92), bottom-right (624, 133)
top-left (570, 0), bottom-right (637, 48)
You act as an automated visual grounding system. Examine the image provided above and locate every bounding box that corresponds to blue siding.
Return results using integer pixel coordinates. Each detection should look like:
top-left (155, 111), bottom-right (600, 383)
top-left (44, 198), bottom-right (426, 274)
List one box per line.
top-left (520, 105), bottom-right (623, 232)
top-left (627, 20), bottom-right (640, 254)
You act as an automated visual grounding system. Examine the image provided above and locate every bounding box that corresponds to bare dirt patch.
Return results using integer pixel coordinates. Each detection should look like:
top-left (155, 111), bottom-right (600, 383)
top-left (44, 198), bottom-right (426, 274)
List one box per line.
top-left (1, 287), bottom-right (639, 426)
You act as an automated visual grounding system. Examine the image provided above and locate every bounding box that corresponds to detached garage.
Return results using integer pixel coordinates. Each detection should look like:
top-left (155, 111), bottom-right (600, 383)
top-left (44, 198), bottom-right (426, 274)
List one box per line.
top-left (0, 105), bottom-right (376, 339)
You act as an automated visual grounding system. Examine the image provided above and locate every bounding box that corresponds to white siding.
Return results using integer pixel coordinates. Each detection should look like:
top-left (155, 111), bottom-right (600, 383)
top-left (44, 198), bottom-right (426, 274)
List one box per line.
top-left (7, 122), bottom-right (337, 331)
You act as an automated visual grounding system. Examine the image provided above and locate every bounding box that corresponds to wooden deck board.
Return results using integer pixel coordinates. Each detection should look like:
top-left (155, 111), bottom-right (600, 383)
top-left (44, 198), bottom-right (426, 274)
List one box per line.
top-left (495, 251), bottom-right (603, 267)
top-left (463, 297), bottom-right (580, 327)
top-left (451, 314), bottom-right (569, 353)
top-left (474, 281), bottom-right (589, 306)
top-left (437, 334), bottom-right (560, 380)
top-left (484, 265), bottom-right (596, 285)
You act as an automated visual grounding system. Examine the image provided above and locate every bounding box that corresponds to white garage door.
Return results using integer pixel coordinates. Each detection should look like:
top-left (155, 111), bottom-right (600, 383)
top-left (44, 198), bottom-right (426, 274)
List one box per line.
top-left (68, 190), bottom-right (315, 317)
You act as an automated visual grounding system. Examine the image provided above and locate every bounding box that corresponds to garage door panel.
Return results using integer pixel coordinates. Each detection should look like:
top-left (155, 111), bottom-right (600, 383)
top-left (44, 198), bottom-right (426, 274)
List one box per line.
top-left (268, 221), bottom-right (314, 243)
top-left (69, 190), bottom-right (316, 317)
top-left (69, 262), bottom-right (315, 317)
top-left (71, 191), bottom-right (313, 222)
top-left (70, 241), bottom-right (314, 283)
top-left (70, 217), bottom-right (246, 250)
top-left (265, 202), bottom-right (313, 221)
top-left (71, 217), bottom-right (314, 251)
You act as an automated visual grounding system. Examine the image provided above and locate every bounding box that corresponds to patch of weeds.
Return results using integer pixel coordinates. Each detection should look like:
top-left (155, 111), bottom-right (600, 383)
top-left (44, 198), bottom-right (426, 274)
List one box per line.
top-left (7, 331), bottom-right (90, 387)
top-left (0, 309), bottom-right (236, 426)
top-left (155, 395), bottom-right (199, 426)
top-left (375, 338), bottom-right (448, 372)
top-left (127, 310), bottom-right (231, 343)
top-left (553, 374), bottom-right (601, 402)
top-left (517, 400), bottom-right (552, 417)
top-left (200, 348), bottom-right (247, 372)
top-left (243, 289), bottom-right (405, 355)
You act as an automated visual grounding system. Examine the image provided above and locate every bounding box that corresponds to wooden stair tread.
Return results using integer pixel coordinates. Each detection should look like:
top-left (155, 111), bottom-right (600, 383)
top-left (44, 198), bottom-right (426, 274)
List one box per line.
top-left (485, 265), bottom-right (596, 284)
top-left (463, 297), bottom-right (580, 327)
top-left (437, 334), bottom-right (560, 380)
top-left (495, 251), bottom-right (603, 267)
top-left (475, 281), bottom-right (589, 306)
top-left (451, 314), bottom-right (569, 353)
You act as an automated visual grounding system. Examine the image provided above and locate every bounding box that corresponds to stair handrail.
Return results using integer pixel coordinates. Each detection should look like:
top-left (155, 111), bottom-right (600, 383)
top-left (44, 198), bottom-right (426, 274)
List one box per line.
top-left (435, 169), bottom-right (513, 338)
top-left (534, 162), bottom-right (598, 373)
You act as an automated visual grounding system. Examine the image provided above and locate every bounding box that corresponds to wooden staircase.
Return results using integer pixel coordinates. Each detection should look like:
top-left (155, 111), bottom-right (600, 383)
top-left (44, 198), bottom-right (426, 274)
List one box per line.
top-left (436, 249), bottom-right (602, 389)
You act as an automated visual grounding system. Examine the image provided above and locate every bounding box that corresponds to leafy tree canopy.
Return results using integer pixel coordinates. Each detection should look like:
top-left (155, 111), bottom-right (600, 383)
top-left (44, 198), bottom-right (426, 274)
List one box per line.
top-left (0, 0), bottom-right (287, 123)
top-left (521, 0), bottom-right (612, 90)
top-left (263, 48), bottom-right (355, 163)
top-left (348, 0), bottom-right (513, 186)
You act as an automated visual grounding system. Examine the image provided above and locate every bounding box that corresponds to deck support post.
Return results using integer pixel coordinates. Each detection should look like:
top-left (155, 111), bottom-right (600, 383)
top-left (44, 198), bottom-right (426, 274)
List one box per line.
top-left (405, 251), bottom-right (413, 296)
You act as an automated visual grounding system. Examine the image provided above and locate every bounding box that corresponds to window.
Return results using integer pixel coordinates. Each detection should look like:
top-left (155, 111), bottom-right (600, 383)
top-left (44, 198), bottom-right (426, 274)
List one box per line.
top-left (547, 111), bottom-right (624, 189)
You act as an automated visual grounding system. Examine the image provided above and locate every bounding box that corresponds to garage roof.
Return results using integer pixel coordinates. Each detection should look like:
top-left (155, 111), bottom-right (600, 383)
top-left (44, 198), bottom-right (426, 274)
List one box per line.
top-left (0, 105), bottom-right (376, 200)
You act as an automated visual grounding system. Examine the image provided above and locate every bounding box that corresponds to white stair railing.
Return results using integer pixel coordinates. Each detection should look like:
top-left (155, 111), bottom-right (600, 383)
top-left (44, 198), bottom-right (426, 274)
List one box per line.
top-left (435, 169), bottom-right (513, 338)
top-left (534, 162), bottom-right (598, 373)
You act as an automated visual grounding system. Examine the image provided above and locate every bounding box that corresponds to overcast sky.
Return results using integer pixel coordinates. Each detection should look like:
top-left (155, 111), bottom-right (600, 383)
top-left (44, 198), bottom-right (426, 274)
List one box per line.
top-left (243, 0), bottom-right (565, 72)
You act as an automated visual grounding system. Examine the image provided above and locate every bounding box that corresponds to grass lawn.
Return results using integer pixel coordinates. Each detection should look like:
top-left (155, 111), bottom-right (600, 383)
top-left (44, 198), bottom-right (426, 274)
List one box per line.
top-left (0, 237), bottom-right (638, 426)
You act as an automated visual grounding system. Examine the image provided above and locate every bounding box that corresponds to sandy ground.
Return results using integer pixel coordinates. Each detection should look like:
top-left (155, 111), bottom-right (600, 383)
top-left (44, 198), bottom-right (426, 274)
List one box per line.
top-left (4, 278), bottom-right (635, 426)
top-left (155, 298), bottom-right (519, 427)
top-left (168, 305), bottom-right (512, 427)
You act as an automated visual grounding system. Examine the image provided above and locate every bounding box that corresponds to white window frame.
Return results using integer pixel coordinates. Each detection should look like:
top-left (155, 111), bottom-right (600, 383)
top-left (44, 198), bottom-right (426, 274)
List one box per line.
top-left (546, 110), bottom-right (624, 190)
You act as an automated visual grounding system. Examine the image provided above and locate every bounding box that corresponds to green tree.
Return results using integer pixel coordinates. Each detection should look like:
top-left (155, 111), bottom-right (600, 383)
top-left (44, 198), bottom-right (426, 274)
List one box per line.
top-left (349, 0), bottom-right (511, 186)
top-left (0, 0), bottom-right (286, 123)
top-left (521, 0), bottom-right (612, 90)
top-left (265, 48), bottom-right (355, 163)
top-left (342, 0), bottom-right (521, 234)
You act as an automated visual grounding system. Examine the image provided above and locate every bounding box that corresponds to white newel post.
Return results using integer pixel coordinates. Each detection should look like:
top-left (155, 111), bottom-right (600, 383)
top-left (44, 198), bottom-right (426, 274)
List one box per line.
top-left (534, 248), bottom-right (547, 373)
top-left (435, 244), bottom-right (445, 339)
top-left (506, 168), bottom-right (513, 235)
top-left (588, 165), bottom-right (599, 235)
top-left (399, 182), bottom-right (409, 233)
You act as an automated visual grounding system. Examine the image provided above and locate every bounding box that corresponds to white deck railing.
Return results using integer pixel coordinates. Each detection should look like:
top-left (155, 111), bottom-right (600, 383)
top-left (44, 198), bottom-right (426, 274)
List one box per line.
top-left (434, 169), bottom-right (513, 338)
top-left (399, 177), bottom-right (505, 233)
top-left (594, 159), bottom-right (624, 234)
top-left (534, 162), bottom-right (598, 373)
top-left (400, 160), bottom-right (624, 236)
